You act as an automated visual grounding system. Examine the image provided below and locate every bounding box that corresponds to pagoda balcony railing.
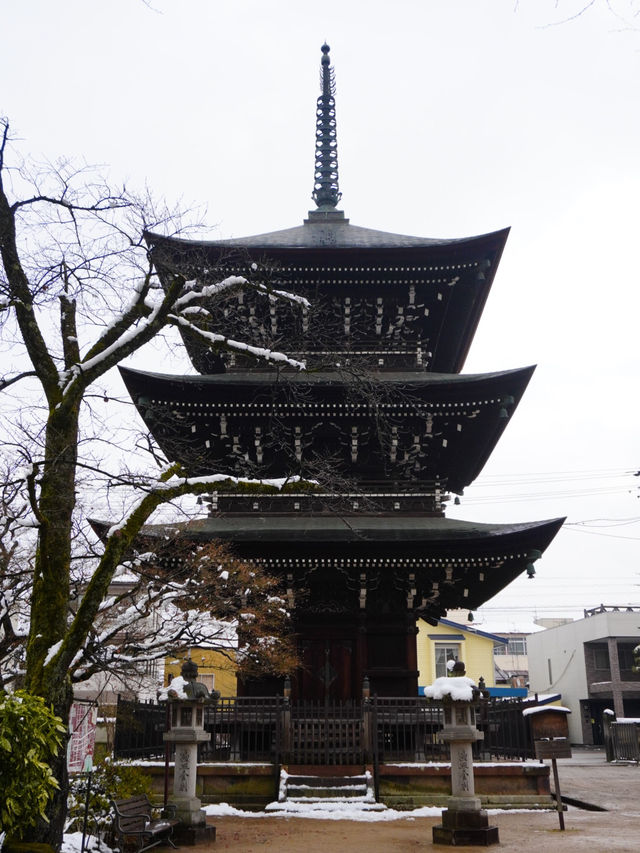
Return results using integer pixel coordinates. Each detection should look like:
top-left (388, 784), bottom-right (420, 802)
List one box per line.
top-left (212, 488), bottom-right (448, 516)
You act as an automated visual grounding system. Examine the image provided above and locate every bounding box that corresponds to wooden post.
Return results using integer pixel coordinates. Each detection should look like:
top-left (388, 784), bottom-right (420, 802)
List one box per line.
top-left (551, 757), bottom-right (565, 831)
top-left (526, 706), bottom-right (572, 832)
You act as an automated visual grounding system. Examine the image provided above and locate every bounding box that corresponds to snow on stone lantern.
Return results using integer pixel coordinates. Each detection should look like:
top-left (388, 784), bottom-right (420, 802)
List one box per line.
top-left (425, 661), bottom-right (499, 846)
top-left (159, 660), bottom-right (218, 844)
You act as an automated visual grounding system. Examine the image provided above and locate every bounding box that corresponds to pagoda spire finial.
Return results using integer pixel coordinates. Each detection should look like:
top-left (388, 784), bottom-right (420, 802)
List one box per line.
top-left (311, 43), bottom-right (342, 210)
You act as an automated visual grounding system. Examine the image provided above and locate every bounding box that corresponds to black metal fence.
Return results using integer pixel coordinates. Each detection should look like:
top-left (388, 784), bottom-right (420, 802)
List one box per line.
top-left (478, 696), bottom-right (535, 761)
top-left (114, 694), bottom-right (538, 764)
top-left (113, 697), bottom-right (167, 759)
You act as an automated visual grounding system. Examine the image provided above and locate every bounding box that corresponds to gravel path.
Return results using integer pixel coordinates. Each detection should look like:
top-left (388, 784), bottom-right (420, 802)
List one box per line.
top-left (172, 749), bottom-right (640, 852)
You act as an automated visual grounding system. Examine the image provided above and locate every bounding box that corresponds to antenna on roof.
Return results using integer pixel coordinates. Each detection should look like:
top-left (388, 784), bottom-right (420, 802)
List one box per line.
top-left (311, 43), bottom-right (342, 210)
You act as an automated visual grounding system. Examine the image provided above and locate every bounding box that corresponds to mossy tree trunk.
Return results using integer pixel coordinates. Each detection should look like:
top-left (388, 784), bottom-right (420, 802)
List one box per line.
top-left (1, 119), bottom-right (302, 848)
top-left (23, 405), bottom-right (80, 845)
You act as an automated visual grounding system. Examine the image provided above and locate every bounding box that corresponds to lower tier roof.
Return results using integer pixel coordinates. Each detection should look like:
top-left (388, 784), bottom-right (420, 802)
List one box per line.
top-left (103, 514), bottom-right (563, 619)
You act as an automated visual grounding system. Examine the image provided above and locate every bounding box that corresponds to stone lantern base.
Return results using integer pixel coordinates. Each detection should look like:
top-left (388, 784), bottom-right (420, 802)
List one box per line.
top-left (433, 807), bottom-right (499, 846)
top-left (173, 823), bottom-right (217, 847)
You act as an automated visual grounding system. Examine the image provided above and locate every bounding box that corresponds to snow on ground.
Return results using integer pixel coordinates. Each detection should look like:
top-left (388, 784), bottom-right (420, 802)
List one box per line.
top-left (204, 802), bottom-right (441, 821)
top-left (58, 802), bottom-right (553, 851)
top-left (202, 802), bottom-right (550, 822)
top-left (61, 832), bottom-right (112, 852)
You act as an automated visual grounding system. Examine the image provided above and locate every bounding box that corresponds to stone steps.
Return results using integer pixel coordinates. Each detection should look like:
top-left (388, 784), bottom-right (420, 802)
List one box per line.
top-left (271, 769), bottom-right (387, 813)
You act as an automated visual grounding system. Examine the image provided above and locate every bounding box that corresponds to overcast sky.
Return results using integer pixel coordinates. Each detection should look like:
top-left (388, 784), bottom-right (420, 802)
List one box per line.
top-left (2, 1), bottom-right (639, 626)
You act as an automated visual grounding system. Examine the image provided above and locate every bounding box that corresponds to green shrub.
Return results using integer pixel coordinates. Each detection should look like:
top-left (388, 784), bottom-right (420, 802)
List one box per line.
top-left (0, 691), bottom-right (65, 840)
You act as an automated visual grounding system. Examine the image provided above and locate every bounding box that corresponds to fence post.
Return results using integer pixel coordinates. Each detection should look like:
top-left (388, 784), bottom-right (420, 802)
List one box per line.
top-left (362, 678), bottom-right (372, 764)
top-left (371, 696), bottom-right (380, 802)
top-left (603, 710), bottom-right (614, 761)
top-left (281, 694), bottom-right (291, 764)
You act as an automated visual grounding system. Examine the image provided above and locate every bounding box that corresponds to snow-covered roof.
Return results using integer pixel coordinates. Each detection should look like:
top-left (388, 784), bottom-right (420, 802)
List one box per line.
top-left (472, 619), bottom-right (546, 637)
top-left (522, 705), bottom-right (571, 716)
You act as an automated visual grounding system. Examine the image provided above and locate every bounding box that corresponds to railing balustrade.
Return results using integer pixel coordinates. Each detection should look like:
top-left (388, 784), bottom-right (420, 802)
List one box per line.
top-left (114, 695), bottom-right (537, 764)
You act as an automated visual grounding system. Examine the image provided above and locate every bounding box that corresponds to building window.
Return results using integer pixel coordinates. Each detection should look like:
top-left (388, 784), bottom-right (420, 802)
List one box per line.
top-left (591, 644), bottom-right (610, 670)
top-left (199, 673), bottom-right (216, 691)
top-left (435, 644), bottom-right (460, 678)
top-left (506, 638), bottom-right (527, 656)
top-left (617, 644), bottom-right (637, 673)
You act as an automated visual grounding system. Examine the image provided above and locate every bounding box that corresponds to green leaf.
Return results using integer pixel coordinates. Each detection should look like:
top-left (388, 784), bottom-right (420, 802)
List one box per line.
top-left (0, 690), bottom-right (64, 837)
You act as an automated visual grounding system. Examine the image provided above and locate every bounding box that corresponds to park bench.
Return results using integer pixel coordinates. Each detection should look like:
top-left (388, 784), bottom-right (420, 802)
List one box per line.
top-left (111, 795), bottom-right (178, 852)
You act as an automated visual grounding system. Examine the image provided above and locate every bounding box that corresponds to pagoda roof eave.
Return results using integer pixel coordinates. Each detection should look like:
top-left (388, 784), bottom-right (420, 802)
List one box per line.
top-left (145, 225), bottom-right (510, 253)
top-left (144, 226), bottom-right (509, 376)
top-left (90, 514), bottom-right (563, 614)
top-left (119, 364), bottom-right (535, 390)
top-left (118, 364), bottom-right (535, 495)
top-left (110, 514), bottom-right (564, 547)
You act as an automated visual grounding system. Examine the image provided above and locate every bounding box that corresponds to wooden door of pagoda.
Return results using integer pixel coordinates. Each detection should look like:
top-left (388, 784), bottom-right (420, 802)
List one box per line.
top-left (298, 637), bottom-right (356, 701)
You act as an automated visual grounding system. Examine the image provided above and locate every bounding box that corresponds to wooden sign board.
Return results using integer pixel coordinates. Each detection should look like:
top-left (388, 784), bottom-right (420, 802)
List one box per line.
top-left (534, 738), bottom-right (572, 760)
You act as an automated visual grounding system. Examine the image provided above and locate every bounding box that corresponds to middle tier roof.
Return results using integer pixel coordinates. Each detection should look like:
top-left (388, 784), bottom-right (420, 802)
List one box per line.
top-left (120, 364), bottom-right (534, 495)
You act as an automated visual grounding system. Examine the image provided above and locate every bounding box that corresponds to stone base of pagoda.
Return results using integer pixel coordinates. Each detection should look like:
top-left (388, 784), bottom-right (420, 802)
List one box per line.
top-left (432, 806), bottom-right (499, 846)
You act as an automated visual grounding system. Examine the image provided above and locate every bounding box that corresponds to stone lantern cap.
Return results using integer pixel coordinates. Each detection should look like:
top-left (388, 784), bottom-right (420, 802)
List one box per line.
top-left (159, 661), bottom-right (218, 744)
top-left (423, 675), bottom-right (478, 702)
top-left (423, 662), bottom-right (483, 703)
top-left (158, 660), bottom-right (219, 703)
top-left (424, 662), bottom-right (484, 744)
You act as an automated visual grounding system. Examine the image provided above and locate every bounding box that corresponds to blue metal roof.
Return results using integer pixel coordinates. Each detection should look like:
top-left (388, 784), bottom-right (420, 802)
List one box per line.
top-left (438, 617), bottom-right (507, 644)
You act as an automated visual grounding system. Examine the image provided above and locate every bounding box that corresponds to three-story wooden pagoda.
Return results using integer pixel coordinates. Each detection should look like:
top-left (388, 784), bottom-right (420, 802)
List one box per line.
top-left (121, 45), bottom-right (563, 701)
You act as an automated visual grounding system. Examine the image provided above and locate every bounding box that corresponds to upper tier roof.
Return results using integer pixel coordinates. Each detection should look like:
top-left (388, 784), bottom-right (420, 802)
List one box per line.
top-left (146, 225), bottom-right (509, 375)
top-left (146, 219), bottom-right (508, 252)
top-left (131, 513), bottom-right (562, 545)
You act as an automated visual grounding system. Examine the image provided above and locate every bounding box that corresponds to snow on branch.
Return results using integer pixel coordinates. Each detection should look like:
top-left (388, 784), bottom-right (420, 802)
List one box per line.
top-left (168, 313), bottom-right (306, 370)
top-left (172, 275), bottom-right (248, 311)
top-left (105, 473), bottom-right (310, 538)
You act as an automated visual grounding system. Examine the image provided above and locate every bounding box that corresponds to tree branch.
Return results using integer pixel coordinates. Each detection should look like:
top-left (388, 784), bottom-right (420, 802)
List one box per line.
top-left (46, 473), bottom-right (291, 678)
top-left (0, 174), bottom-right (61, 397)
top-left (0, 370), bottom-right (38, 391)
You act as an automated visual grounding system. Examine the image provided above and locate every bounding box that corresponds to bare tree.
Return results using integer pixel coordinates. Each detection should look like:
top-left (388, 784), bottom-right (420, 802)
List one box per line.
top-left (0, 456), bottom-right (35, 691)
top-left (0, 118), bottom-right (304, 845)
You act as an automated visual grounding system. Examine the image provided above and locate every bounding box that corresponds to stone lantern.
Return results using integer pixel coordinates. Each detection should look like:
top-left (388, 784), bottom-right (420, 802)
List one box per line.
top-left (160, 660), bottom-right (218, 843)
top-left (428, 661), bottom-right (499, 846)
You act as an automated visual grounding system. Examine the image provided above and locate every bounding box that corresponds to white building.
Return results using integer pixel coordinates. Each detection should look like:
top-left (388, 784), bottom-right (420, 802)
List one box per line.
top-left (528, 606), bottom-right (640, 745)
top-left (449, 610), bottom-right (547, 689)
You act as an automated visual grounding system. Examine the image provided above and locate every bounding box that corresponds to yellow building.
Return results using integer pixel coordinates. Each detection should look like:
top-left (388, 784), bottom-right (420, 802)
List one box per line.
top-left (165, 647), bottom-right (238, 697)
top-left (417, 618), bottom-right (504, 692)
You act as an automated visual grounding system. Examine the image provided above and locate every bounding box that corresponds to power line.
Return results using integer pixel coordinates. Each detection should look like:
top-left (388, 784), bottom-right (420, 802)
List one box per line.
top-left (569, 517), bottom-right (640, 527)
top-left (561, 527), bottom-right (640, 542)
top-left (478, 466), bottom-right (636, 480)
top-left (459, 486), bottom-right (634, 504)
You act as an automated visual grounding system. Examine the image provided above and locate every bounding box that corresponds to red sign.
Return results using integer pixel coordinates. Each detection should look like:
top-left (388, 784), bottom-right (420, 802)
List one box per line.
top-left (67, 702), bottom-right (97, 773)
